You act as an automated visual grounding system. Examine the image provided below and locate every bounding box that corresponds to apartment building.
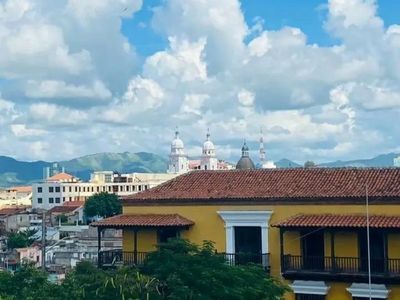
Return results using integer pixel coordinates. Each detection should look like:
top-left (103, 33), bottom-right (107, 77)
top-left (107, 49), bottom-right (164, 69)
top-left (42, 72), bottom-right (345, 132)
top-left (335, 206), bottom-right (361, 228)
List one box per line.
top-left (32, 171), bottom-right (178, 210)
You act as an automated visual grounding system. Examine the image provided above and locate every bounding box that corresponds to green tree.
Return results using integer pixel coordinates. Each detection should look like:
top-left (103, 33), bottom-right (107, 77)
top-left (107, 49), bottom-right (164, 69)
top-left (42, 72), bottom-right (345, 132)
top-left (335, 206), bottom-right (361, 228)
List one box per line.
top-left (0, 264), bottom-right (61, 300)
top-left (60, 261), bottom-right (160, 300)
top-left (7, 229), bottom-right (37, 249)
top-left (84, 192), bottom-right (122, 219)
top-left (142, 239), bottom-right (289, 300)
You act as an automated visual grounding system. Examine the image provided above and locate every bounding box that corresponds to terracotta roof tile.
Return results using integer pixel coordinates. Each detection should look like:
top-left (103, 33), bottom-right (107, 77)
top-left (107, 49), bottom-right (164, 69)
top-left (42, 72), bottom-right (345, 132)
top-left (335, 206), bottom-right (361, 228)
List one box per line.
top-left (48, 205), bottom-right (81, 214)
top-left (8, 186), bottom-right (32, 193)
top-left (47, 172), bottom-right (75, 182)
top-left (273, 214), bottom-right (400, 229)
top-left (91, 214), bottom-right (194, 228)
top-left (123, 168), bottom-right (400, 204)
top-left (0, 206), bottom-right (28, 216)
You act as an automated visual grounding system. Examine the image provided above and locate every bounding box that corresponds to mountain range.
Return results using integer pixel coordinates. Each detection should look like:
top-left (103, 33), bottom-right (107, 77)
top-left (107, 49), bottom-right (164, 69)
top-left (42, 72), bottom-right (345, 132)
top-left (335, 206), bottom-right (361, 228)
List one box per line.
top-left (0, 152), bottom-right (398, 187)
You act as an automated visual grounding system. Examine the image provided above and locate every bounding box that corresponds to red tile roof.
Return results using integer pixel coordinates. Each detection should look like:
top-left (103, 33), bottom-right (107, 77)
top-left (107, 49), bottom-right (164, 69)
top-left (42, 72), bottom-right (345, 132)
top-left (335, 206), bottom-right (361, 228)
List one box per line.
top-left (91, 214), bottom-right (194, 228)
top-left (0, 206), bottom-right (28, 216)
top-left (8, 186), bottom-right (32, 193)
top-left (273, 214), bottom-right (400, 229)
top-left (48, 205), bottom-right (82, 214)
top-left (47, 172), bottom-right (75, 182)
top-left (123, 168), bottom-right (400, 205)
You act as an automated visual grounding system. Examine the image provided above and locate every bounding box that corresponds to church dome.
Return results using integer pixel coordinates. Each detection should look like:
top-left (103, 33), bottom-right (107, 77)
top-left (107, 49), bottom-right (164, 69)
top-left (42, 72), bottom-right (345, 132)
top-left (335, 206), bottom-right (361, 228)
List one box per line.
top-left (236, 140), bottom-right (256, 170)
top-left (202, 130), bottom-right (215, 153)
top-left (171, 130), bottom-right (184, 149)
top-left (236, 157), bottom-right (256, 170)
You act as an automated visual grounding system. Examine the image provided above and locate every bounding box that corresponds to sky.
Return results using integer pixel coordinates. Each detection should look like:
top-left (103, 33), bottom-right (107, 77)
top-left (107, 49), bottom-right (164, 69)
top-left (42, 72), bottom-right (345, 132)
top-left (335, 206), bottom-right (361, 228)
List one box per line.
top-left (1, 0), bottom-right (400, 164)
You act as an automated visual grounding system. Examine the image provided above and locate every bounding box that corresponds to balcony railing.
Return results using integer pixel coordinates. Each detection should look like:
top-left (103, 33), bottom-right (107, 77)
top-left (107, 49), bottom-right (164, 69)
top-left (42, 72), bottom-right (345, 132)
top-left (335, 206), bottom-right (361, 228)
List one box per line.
top-left (98, 250), bottom-right (147, 267)
top-left (98, 250), bottom-right (270, 271)
top-left (282, 255), bottom-right (400, 283)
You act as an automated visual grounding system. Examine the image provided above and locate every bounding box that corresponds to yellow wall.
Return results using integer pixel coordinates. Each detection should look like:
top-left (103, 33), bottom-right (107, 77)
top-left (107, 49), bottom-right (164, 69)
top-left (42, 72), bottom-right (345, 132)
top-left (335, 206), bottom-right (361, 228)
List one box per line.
top-left (123, 204), bottom-right (400, 299)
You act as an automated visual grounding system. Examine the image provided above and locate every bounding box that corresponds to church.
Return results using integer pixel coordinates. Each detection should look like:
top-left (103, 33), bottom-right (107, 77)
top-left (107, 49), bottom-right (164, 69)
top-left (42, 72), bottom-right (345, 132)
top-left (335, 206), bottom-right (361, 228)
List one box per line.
top-left (167, 129), bottom-right (276, 174)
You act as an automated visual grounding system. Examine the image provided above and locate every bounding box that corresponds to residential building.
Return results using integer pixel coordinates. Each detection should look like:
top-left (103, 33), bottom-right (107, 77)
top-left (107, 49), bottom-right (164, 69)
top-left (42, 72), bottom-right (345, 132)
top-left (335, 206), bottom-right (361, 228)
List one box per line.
top-left (93, 168), bottom-right (400, 300)
top-left (0, 186), bottom-right (32, 207)
top-left (0, 206), bottom-right (37, 232)
top-left (32, 171), bottom-right (177, 210)
top-left (48, 202), bottom-right (84, 225)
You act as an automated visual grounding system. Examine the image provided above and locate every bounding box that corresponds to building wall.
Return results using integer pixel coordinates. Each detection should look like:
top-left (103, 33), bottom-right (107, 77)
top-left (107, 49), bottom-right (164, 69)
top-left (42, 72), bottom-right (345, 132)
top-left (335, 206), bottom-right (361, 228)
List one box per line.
top-left (123, 203), bottom-right (400, 300)
top-left (32, 173), bottom-right (177, 210)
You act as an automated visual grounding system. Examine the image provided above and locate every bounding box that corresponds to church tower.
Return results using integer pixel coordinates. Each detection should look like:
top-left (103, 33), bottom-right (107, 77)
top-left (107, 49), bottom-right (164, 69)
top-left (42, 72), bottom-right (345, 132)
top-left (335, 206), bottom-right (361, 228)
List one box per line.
top-left (168, 129), bottom-right (189, 174)
top-left (258, 128), bottom-right (276, 169)
top-left (200, 129), bottom-right (218, 170)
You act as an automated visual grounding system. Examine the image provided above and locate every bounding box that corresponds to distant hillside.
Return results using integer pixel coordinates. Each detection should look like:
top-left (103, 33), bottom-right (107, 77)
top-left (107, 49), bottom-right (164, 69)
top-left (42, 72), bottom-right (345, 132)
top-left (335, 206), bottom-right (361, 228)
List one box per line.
top-left (1, 152), bottom-right (399, 187)
top-left (319, 153), bottom-right (398, 168)
top-left (0, 152), bottom-right (168, 187)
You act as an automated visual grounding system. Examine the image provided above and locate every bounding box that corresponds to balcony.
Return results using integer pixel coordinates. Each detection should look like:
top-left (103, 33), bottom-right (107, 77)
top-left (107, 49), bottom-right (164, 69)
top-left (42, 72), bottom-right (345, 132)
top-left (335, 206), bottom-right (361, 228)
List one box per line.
top-left (98, 249), bottom-right (270, 271)
top-left (282, 255), bottom-right (400, 284)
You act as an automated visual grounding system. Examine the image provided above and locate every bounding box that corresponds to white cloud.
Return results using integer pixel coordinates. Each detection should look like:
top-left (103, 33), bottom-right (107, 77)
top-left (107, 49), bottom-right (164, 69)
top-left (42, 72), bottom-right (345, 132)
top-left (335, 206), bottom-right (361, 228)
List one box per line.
top-left (1, 0), bottom-right (400, 163)
top-left (25, 80), bottom-right (112, 100)
top-left (11, 124), bottom-right (47, 137)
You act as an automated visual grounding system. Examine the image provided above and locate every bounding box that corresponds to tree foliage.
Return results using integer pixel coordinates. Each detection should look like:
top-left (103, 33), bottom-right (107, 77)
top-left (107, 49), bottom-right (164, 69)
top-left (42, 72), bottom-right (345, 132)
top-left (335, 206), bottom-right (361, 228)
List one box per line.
top-left (84, 192), bottom-right (122, 219)
top-left (0, 239), bottom-right (289, 300)
top-left (7, 229), bottom-right (37, 249)
top-left (142, 239), bottom-right (289, 300)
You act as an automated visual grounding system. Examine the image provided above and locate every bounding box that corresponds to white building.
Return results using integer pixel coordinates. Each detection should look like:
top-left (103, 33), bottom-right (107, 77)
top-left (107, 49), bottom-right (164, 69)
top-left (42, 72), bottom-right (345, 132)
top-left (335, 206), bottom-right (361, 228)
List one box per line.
top-left (167, 130), bottom-right (189, 174)
top-left (168, 129), bottom-right (233, 173)
top-left (200, 130), bottom-right (218, 170)
top-left (394, 155), bottom-right (400, 167)
top-left (32, 171), bottom-right (177, 210)
top-left (0, 186), bottom-right (32, 207)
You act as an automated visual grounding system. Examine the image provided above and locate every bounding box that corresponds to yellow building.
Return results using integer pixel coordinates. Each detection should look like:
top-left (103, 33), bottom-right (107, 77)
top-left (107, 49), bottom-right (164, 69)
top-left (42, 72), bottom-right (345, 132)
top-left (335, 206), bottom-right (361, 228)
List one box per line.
top-left (93, 168), bottom-right (400, 300)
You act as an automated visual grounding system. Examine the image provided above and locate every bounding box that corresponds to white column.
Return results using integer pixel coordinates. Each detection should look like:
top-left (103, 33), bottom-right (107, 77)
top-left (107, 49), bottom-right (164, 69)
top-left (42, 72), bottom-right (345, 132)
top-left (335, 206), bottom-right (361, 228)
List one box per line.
top-left (261, 225), bottom-right (268, 254)
top-left (225, 225), bottom-right (235, 253)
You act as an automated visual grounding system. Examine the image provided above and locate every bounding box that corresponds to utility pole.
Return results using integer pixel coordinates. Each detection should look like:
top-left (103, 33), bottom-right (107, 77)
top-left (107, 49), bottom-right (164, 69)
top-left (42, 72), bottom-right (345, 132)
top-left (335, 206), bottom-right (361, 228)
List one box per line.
top-left (41, 211), bottom-right (46, 272)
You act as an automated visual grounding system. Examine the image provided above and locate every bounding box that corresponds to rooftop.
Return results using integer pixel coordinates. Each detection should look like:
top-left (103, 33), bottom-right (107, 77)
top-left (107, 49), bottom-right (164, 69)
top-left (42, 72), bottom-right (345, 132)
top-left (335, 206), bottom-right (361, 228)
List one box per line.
top-left (273, 214), bottom-right (400, 229)
top-left (122, 168), bottom-right (400, 205)
top-left (91, 214), bottom-right (194, 228)
top-left (47, 172), bottom-right (76, 182)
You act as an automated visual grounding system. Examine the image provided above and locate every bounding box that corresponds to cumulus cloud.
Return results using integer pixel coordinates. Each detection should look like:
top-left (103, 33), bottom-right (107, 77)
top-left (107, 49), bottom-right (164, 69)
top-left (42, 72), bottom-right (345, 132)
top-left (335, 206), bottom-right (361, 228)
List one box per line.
top-left (25, 80), bottom-right (112, 101)
top-left (1, 0), bottom-right (400, 163)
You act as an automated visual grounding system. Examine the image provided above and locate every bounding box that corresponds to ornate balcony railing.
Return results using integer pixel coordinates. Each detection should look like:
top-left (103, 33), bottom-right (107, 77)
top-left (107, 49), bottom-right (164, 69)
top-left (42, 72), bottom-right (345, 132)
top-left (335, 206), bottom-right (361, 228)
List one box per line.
top-left (282, 255), bottom-right (400, 283)
top-left (98, 250), bottom-right (270, 271)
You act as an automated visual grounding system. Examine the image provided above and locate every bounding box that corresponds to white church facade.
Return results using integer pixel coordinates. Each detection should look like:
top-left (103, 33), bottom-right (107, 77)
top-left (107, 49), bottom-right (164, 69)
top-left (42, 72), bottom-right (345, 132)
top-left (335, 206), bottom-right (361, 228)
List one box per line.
top-left (167, 128), bottom-right (276, 174)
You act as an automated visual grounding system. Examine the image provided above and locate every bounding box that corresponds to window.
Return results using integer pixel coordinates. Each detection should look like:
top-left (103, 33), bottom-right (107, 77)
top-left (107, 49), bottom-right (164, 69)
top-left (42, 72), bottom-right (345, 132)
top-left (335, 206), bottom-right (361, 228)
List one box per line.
top-left (138, 185), bottom-right (142, 191)
top-left (295, 296), bottom-right (325, 300)
top-left (49, 187), bottom-right (54, 193)
top-left (49, 197), bottom-right (54, 203)
top-left (62, 197), bottom-right (65, 202)
top-left (75, 186), bottom-right (78, 192)
top-left (69, 197), bottom-right (72, 201)
top-left (97, 186), bottom-right (100, 192)
top-left (37, 187), bottom-right (42, 193)
top-left (55, 197), bottom-right (60, 203)
top-left (62, 186), bottom-right (65, 192)
top-left (91, 187), bottom-right (94, 192)
top-left (55, 187), bottom-right (60, 193)
top-left (37, 198), bottom-right (42, 204)
top-left (69, 186), bottom-right (72, 192)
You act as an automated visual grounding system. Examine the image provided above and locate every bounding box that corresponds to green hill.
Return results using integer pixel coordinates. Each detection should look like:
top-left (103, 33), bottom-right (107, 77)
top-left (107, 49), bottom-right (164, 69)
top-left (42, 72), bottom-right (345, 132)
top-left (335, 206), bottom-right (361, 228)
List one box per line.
top-left (0, 152), bottom-right (168, 187)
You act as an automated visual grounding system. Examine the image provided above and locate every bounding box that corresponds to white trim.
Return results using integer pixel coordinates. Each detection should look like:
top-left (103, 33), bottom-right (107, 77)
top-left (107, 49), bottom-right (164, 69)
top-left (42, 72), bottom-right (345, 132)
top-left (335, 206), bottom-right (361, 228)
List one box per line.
top-left (291, 280), bottom-right (329, 295)
top-left (347, 283), bottom-right (389, 299)
top-left (217, 211), bottom-right (273, 254)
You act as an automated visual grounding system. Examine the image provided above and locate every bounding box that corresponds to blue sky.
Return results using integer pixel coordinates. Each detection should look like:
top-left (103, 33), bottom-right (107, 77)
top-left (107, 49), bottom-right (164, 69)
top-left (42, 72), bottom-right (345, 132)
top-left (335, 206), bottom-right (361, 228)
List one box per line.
top-left (123, 0), bottom-right (400, 57)
top-left (1, 0), bottom-right (400, 164)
